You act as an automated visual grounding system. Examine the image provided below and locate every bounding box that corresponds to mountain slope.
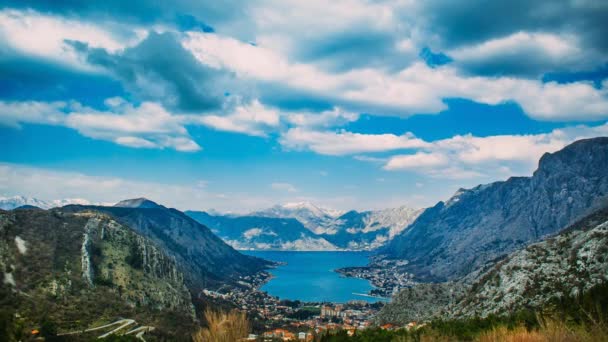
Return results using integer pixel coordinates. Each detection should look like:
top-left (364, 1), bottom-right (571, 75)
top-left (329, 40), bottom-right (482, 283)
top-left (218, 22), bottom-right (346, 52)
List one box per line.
top-left (452, 204), bottom-right (608, 318)
top-left (384, 137), bottom-right (608, 281)
top-left (186, 211), bottom-right (337, 250)
top-left (0, 208), bottom-right (195, 338)
top-left (376, 203), bottom-right (608, 324)
top-left (62, 200), bottom-right (272, 290)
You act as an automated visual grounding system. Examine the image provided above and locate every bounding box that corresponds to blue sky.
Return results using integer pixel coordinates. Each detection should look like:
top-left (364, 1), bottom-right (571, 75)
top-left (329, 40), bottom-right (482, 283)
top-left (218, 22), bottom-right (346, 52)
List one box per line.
top-left (1, 1), bottom-right (608, 212)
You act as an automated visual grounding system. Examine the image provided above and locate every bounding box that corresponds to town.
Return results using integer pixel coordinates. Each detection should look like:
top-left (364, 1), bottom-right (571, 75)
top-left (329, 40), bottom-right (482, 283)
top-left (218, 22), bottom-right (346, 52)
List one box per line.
top-left (200, 270), bottom-right (390, 341)
top-left (335, 256), bottom-right (416, 298)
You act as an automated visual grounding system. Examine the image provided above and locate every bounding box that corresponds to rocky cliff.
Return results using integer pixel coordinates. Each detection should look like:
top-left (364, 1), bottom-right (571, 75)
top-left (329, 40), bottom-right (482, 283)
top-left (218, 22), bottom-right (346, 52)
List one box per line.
top-left (383, 137), bottom-right (608, 281)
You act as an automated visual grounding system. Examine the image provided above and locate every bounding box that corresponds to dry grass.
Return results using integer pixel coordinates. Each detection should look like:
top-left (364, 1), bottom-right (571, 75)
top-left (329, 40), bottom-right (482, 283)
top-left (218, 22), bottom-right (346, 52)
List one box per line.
top-left (477, 321), bottom-right (608, 342)
top-left (192, 309), bottom-right (250, 342)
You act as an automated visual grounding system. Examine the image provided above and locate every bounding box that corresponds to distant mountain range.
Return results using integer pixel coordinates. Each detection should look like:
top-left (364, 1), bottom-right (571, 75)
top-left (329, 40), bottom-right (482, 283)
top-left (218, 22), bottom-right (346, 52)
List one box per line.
top-left (185, 211), bottom-right (337, 251)
top-left (2, 195), bottom-right (423, 251)
top-left (187, 204), bottom-right (422, 251)
top-left (0, 195), bottom-right (92, 210)
top-left (382, 137), bottom-right (608, 282)
top-left (249, 202), bottom-right (345, 234)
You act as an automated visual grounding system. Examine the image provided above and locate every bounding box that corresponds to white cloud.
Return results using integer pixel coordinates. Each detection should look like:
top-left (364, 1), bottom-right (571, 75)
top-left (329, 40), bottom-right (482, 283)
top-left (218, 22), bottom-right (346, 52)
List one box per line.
top-left (284, 107), bottom-right (359, 128)
top-left (190, 99), bottom-right (280, 136)
top-left (450, 32), bottom-right (582, 64)
top-left (382, 122), bottom-right (608, 178)
top-left (0, 99), bottom-right (201, 152)
top-left (0, 9), bottom-right (144, 70)
top-left (384, 152), bottom-right (449, 170)
top-left (183, 31), bottom-right (608, 121)
top-left (271, 182), bottom-right (298, 193)
top-left (280, 128), bottom-right (428, 155)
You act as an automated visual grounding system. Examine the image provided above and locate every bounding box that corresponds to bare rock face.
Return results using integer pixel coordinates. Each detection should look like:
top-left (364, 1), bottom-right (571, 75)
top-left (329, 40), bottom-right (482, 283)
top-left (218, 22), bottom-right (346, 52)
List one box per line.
top-left (384, 137), bottom-right (608, 282)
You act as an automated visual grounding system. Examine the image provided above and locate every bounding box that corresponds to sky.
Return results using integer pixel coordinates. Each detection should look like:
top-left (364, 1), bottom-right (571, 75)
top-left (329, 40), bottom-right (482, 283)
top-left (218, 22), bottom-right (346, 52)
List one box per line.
top-left (1, 0), bottom-right (608, 213)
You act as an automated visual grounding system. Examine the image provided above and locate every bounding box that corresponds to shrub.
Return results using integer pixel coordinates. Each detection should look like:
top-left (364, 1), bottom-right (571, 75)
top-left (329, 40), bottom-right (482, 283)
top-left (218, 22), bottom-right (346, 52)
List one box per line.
top-left (192, 309), bottom-right (249, 342)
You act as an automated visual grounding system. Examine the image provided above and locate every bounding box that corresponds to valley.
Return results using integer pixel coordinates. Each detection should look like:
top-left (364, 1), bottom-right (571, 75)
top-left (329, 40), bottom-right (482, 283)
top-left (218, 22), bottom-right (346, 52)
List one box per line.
top-left (1, 138), bottom-right (608, 341)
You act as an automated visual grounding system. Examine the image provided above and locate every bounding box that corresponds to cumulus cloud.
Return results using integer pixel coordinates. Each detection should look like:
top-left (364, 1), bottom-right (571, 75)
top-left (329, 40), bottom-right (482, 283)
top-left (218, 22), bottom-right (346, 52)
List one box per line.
top-left (0, 99), bottom-right (201, 152)
top-left (185, 30), bottom-right (608, 120)
top-left (284, 107), bottom-right (359, 128)
top-left (280, 128), bottom-right (428, 155)
top-left (72, 31), bottom-right (231, 113)
top-left (0, 9), bottom-right (143, 70)
top-left (190, 99), bottom-right (280, 136)
top-left (384, 152), bottom-right (449, 170)
top-left (382, 122), bottom-right (608, 178)
top-left (449, 32), bottom-right (593, 77)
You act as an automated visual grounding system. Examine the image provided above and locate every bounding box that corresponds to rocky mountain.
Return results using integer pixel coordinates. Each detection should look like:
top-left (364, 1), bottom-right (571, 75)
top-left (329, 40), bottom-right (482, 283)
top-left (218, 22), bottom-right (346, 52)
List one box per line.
top-left (383, 137), bottom-right (608, 282)
top-left (376, 202), bottom-right (608, 324)
top-left (114, 197), bottom-right (164, 209)
top-left (0, 195), bottom-right (91, 210)
top-left (452, 204), bottom-right (608, 318)
top-left (0, 208), bottom-right (196, 338)
top-left (62, 199), bottom-right (272, 290)
top-left (322, 206), bottom-right (423, 249)
top-left (186, 211), bottom-right (337, 250)
top-left (189, 204), bottom-right (421, 251)
top-left (250, 202), bottom-right (344, 234)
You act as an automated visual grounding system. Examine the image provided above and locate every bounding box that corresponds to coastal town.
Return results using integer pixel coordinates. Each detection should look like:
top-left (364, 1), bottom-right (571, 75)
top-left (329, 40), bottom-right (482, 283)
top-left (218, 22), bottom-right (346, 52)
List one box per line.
top-left (335, 256), bottom-right (416, 298)
top-left (200, 268), bottom-right (394, 340)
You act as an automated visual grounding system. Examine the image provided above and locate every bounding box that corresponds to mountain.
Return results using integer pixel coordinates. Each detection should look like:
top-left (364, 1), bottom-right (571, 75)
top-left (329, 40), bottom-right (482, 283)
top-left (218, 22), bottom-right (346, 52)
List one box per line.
top-left (114, 197), bottom-right (164, 209)
top-left (186, 211), bottom-right (337, 250)
top-left (0, 195), bottom-right (91, 210)
top-left (250, 202), bottom-right (344, 234)
top-left (321, 206), bottom-right (423, 249)
top-left (376, 202), bottom-right (608, 324)
top-left (0, 208), bottom-right (196, 338)
top-left (62, 199), bottom-right (272, 290)
top-left (188, 204), bottom-right (421, 251)
top-left (383, 137), bottom-right (608, 282)
top-left (451, 204), bottom-right (608, 318)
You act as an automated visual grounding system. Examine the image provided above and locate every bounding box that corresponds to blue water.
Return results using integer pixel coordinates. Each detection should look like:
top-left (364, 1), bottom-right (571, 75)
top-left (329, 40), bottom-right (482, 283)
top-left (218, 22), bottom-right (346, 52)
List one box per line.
top-left (242, 251), bottom-right (386, 303)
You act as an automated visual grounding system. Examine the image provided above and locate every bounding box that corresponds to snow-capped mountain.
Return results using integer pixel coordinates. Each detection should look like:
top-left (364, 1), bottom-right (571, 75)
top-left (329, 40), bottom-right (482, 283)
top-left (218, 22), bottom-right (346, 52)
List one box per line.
top-left (250, 201), bottom-right (344, 234)
top-left (320, 206), bottom-right (423, 249)
top-left (0, 195), bottom-right (91, 210)
top-left (186, 211), bottom-right (338, 251)
top-left (341, 206), bottom-right (424, 238)
top-left (197, 202), bottom-right (423, 251)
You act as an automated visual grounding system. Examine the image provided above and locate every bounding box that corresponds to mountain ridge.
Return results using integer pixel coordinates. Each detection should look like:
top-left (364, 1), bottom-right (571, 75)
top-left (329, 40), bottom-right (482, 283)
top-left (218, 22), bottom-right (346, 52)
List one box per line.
top-left (383, 137), bottom-right (608, 282)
